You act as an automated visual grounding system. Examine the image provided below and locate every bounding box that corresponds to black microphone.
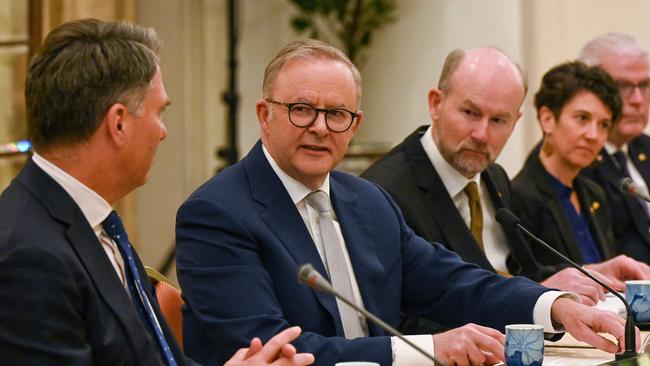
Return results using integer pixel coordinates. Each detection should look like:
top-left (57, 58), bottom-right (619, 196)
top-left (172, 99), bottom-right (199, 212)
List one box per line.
top-left (495, 208), bottom-right (637, 360)
top-left (297, 263), bottom-right (447, 366)
top-left (619, 177), bottom-right (650, 203)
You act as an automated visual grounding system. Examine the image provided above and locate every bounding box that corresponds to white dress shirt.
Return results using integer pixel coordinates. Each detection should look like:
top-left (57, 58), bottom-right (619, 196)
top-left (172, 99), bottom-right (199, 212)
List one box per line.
top-left (32, 153), bottom-right (127, 289)
top-left (419, 126), bottom-right (510, 274)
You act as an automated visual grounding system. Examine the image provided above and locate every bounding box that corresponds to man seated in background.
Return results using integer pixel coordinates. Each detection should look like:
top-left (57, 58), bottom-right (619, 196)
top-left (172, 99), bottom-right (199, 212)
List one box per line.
top-left (580, 33), bottom-right (650, 263)
top-left (175, 39), bottom-right (632, 366)
top-left (0, 18), bottom-right (313, 366)
top-left (362, 47), bottom-right (650, 335)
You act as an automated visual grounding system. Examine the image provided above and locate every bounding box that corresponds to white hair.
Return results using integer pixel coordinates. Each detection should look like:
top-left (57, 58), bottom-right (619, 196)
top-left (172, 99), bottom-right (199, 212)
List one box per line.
top-left (578, 32), bottom-right (648, 66)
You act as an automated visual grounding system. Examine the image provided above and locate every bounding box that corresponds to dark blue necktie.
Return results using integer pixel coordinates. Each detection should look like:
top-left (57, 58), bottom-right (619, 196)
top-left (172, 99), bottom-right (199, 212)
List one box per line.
top-left (613, 151), bottom-right (650, 218)
top-left (103, 211), bottom-right (177, 366)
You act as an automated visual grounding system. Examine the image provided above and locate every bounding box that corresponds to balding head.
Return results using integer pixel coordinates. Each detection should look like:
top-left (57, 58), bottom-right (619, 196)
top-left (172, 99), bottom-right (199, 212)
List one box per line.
top-left (438, 47), bottom-right (527, 100)
top-left (428, 47), bottom-right (525, 178)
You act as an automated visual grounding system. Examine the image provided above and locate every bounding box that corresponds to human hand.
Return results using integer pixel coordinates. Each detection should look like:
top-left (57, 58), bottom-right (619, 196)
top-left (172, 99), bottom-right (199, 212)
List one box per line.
top-left (432, 323), bottom-right (505, 366)
top-left (225, 326), bottom-right (315, 366)
top-left (550, 297), bottom-right (639, 353)
top-left (541, 267), bottom-right (611, 305)
top-left (585, 255), bottom-right (650, 290)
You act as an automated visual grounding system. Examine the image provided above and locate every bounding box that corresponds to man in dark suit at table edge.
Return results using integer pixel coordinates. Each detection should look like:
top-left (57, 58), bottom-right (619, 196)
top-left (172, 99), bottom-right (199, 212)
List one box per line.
top-left (0, 18), bottom-right (313, 366)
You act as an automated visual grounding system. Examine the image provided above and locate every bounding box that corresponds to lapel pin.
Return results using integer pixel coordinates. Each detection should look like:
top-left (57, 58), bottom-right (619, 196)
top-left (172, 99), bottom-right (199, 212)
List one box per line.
top-left (639, 153), bottom-right (646, 162)
top-left (590, 201), bottom-right (600, 213)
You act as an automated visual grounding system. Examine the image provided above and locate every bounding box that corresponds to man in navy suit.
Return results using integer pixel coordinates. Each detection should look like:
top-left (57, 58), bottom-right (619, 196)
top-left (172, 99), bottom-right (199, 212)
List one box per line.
top-left (580, 33), bottom-right (650, 263)
top-left (176, 39), bottom-right (631, 366)
top-left (0, 19), bottom-right (313, 366)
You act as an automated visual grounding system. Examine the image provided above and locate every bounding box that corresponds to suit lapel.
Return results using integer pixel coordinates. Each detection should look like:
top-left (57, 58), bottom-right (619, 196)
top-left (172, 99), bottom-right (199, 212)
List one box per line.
top-left (630, 140), bottom-right (650, 185)
top-left (595, 149), bottom-right (650, 243)
top-left (330, 176), bottom-right (386, 336)
top-left (574, 178), bottom-right (614, 260)
top-left (244, 143), bottom-right (342, 334)
top-left (528, 157), bottom-right (585, 262)
top-left (17, 160), bottom-right (158, 363)
top-left (402, 130), bottom-right (495, 271)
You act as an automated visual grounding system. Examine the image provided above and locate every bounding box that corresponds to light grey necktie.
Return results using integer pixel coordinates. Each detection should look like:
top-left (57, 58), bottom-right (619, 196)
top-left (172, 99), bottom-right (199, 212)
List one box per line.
top-left (306, 190), bottom-right (365, 338)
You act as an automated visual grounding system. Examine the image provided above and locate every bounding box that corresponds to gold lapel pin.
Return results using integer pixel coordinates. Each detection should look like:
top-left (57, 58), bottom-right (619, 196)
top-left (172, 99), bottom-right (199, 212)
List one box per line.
top-left (590, 201), bottom-right (600, 213)
top-left (639, 153), bottom-right (647, 162)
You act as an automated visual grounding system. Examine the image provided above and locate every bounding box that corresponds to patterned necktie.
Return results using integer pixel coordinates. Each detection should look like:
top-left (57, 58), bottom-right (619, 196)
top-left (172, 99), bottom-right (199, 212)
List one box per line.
top-left (464, 182), bottom-right (484, 249)
top-left (306, 190), bottom-right (366, 338)
top-left (103, 211), bottom-right (178, 366)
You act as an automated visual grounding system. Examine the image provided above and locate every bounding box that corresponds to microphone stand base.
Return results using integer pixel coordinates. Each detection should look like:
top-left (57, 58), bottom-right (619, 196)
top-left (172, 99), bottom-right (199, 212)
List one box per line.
top-left (615, 351), bottom-right (638, 361)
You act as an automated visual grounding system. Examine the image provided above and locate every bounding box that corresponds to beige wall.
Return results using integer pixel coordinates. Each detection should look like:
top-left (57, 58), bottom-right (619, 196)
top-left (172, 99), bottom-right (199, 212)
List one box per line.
top-left (132, 0), bottom-right (650, 273)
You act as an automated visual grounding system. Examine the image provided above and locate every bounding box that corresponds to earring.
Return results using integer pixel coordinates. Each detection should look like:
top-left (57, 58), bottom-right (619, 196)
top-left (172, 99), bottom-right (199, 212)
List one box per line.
top-left (542, 139), bottom-right (553, 156)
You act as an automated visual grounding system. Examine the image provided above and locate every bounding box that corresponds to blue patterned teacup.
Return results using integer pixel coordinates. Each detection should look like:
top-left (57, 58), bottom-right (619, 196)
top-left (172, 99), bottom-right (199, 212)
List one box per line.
top-left (626, 280), bottom-right (650, 323)
top-left (505, 324), bottom-right (543, 366)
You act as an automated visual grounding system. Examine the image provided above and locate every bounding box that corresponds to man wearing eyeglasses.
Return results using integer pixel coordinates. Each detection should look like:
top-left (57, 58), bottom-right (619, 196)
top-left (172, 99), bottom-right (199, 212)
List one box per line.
top-left (580, 33), bottom-right (650, 263)
top-left (175, 39), bottom-right (633, 366)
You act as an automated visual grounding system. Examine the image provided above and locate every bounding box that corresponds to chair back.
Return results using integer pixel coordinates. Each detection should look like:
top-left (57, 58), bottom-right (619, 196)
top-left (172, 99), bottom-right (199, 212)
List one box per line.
top-left (145, 266), bottom-right (184, 351)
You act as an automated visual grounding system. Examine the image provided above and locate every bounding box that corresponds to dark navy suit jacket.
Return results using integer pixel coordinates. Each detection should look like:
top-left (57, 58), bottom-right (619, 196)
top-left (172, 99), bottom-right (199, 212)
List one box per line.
top-left (512, 152), bottom-right (616, 266)
top-left (582, 134), bottom-right (650, 263)
top-left (176, 141), bottom-right (550, 366)
top-left (0, 159), bottom-right (189, 365)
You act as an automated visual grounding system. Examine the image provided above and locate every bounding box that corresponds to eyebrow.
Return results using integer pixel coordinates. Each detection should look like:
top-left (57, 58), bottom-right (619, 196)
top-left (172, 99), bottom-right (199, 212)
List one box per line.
top-left (292, 98), bottom-right (348, 109)
top-left (462, 99), bottom-right (513, 119)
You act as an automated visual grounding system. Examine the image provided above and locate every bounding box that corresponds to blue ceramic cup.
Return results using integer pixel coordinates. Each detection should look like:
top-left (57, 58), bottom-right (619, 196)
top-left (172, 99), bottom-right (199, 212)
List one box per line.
top-left (626, 280), bottom-right (650, 323)
top-left (505, 324), bottom-right (544, 366)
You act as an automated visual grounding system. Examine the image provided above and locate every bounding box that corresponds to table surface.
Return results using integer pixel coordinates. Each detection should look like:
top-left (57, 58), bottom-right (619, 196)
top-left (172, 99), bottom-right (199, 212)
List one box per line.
top-left (542, 330), bottom-right (650, 365)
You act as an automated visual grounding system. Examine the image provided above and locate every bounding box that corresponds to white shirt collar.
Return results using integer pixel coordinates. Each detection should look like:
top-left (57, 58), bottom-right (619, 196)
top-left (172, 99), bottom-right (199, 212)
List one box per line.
top-left (261, 144), bottom-right (331, 203)
top-left (419, 125), bottom-right (481, 197)
top-left (32, 152), bottom-right (112, 234)
top-left (604, 141), bottom-right (628, 155)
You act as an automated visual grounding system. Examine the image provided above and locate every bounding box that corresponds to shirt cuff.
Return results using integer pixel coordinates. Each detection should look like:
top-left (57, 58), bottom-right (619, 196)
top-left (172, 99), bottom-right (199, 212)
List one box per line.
top-left (533, 290), bottom-right (581, 332)
top-left (391, 335), bottom-right (436, 365)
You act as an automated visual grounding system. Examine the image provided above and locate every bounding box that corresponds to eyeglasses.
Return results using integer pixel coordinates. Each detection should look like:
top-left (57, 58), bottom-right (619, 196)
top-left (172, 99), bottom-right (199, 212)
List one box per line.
top-left (616, 79), bottom-right (650, 99)
top-left (265, 99), bottom-right (358, 133)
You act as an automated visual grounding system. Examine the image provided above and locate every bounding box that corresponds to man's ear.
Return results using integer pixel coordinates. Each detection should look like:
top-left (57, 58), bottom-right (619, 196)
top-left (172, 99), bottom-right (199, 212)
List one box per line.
top-left (256, 99), bottom-right (271, 133)
top-left (428, 88), bottom-right (444, 123)
top-left (538, 106), bottom-right (557, 134)
top-left (104, 103), bottom-right (129, 145)
top-left (350, 110), bottom-right (362, 134)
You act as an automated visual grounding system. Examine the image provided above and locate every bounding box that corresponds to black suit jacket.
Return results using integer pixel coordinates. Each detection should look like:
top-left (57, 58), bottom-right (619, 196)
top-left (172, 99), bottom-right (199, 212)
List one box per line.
top-left (511, 152), bottom-right (616, 266)
top-left (582, 134), bottom-right (650, 263)
top-left (361, 126), bottom-right (549, 280)
top-left (0, 159), bottom-right (189, 365)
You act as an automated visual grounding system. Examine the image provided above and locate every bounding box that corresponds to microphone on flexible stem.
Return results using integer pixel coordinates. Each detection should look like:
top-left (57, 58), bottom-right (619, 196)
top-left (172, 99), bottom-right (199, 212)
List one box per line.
top-left (619, 177), bottom-right (650, 203)
top-left (297, 263), bottom-right (447, 366)
top-left (495, 208), bottom-right (637, 360)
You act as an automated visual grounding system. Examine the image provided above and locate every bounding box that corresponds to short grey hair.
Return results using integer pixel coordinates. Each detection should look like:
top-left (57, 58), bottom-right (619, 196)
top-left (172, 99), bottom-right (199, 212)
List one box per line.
top-left (578, 32), bottom-right (648, 66)
top-left (262, 39), bottom-right (362, 107)
top-left (26, 18), bottom-right (161, 150)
